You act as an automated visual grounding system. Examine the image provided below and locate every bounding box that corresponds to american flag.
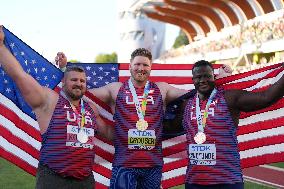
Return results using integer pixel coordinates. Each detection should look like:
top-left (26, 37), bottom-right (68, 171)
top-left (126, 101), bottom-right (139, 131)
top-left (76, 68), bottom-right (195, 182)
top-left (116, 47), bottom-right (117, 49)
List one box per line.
top-left (0, 27), bottom-right (284, 189)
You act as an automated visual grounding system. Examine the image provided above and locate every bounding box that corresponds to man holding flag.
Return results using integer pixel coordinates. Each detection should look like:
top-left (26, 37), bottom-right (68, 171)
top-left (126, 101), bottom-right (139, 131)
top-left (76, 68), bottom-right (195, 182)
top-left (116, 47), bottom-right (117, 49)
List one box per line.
top-left (57, 48), bottom-right (231, 189)
top-left (181, 60), bottom-right (284, 189)
top-left (0, 26), bottom-right (114, 189)
top-left (58, 48), bottom-right (188, 189)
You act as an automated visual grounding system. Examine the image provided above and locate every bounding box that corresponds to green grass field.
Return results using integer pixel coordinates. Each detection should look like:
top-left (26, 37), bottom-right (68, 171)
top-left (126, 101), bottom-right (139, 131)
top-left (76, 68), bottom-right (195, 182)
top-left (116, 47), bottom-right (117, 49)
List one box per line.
top-left (0, 158), bottom-right (35, 189)
top-left (270, 162), bottom-right (284, 168)
top-left (0, 158), bottom-right (281, 189)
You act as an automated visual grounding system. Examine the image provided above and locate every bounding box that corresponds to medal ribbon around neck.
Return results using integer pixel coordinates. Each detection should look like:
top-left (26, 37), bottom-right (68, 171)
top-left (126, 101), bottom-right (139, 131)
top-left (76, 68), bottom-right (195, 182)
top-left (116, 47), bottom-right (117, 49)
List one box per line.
top-left (60, 91), bottom-right (86, 129)
top-left (128, 79), bottom-right (150, 125)
top-left (195, 88), bottom-right (217, 133)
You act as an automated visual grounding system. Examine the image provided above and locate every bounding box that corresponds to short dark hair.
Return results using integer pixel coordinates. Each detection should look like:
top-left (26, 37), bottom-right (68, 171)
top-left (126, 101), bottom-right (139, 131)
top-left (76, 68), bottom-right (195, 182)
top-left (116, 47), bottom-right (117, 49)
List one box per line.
top-left (193, 60), bottom-right (214, 72)
top-left (130, 48), bottom-right (152, 61)
top-left (64, 65), bottom-right (85, 76)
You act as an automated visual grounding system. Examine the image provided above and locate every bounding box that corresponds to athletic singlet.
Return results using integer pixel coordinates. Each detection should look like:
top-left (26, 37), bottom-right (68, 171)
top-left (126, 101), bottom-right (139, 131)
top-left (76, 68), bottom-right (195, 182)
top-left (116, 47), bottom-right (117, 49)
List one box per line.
top-left (113, 81), bottom-right (164, 167)
top-left (39, 93), bottom-right (97, 179)
top-left (183, 88), bottom-right (243, 185)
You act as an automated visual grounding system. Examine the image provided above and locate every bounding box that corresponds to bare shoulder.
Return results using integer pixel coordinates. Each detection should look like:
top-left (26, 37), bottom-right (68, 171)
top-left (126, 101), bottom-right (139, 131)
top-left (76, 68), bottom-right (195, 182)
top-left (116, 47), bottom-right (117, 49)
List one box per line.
top-left (44, 87), bottom-right (59, 97)
top-left (155, 81), bottom-right (171, 91)
top-left (88, 82), bottom-right (123, 104)
top-left (156, 81), bottom-right (184, 91)
top-left (34, 88), bottom-right (58, 120)
top-left (41, 87), bottom-right (59, 110)
top-left (34, 88), bottom-right (59, 134)
top-left (103, 82), bottom-right (123, 95)
top-left (156, 81), bottom-right (169, 87)
top-left (156, 81), bottom-right (188, 104)
top-left (155, 81), bottom-right (169, 94)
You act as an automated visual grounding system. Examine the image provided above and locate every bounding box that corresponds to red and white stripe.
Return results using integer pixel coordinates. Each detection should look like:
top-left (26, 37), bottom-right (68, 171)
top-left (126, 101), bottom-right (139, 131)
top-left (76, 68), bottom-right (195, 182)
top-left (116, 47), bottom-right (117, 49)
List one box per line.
top-left (0, 63), bottom-right (283, 189)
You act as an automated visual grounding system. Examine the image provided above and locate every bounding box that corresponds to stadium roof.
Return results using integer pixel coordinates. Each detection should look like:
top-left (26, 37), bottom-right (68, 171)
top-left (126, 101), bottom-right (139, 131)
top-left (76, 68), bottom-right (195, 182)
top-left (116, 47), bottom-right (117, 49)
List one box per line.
top-left (134, 0), bottom-right (284, 41)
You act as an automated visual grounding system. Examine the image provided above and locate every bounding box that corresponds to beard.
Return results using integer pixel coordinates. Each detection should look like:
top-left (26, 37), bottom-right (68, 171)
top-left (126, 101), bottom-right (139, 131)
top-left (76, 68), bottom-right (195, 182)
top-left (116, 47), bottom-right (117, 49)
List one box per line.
top-left (63, 87), bottom-right (84, 101)
top-left (68, 92), bottom-right (83, 101)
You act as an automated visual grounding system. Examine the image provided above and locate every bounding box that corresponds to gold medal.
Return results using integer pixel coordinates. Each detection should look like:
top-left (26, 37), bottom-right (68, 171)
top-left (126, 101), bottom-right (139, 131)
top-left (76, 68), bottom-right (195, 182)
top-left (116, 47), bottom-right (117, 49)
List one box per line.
top-left (77, 129), bottom-right (88, 143)
top-left (136, 120), bottom-right (148, 131)
top-left (194, 132), bottom-right (206, 144)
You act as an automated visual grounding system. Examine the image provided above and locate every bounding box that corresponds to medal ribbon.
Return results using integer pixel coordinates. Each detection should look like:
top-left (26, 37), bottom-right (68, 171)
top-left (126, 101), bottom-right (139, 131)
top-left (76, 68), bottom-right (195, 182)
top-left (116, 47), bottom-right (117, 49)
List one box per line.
top-left (70, 99), bottom-right (85, 129)
top-left (60, 91), bottom-right (85, 129)
top-left (195, 88), bottom-right (217, 133)
top-left (128, 79), bottom-right (150, 120)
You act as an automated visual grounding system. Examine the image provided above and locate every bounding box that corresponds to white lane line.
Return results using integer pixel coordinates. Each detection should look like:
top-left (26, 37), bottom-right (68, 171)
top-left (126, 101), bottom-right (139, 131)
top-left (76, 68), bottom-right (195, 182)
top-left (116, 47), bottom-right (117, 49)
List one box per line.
top-left (244, 176), bottom-right (284, 189)
top-left (260, 164), bottom-right (284, 172)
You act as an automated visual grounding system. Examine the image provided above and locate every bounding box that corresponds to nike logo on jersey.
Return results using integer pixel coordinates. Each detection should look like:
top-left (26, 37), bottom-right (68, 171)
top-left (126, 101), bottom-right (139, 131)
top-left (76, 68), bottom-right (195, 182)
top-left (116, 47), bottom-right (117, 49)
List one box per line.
top-left (64, 105), bottom-right (71, 109)
top-left (149, 89), bottom-right (154, 94)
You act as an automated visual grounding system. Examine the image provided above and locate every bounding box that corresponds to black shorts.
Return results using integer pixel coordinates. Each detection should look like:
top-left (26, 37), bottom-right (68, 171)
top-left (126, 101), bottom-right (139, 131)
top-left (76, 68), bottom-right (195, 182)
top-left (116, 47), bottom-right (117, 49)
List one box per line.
top-left (35, 164), bottom-right (94, 189)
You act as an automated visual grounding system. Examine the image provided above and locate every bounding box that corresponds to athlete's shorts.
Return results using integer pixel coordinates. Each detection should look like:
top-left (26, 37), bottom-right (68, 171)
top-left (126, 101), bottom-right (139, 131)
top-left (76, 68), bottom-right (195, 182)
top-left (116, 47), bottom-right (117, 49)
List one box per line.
top-left (110, 166), bottom-right (162, 189)
top-left (185, 182), bottom-right (244, 189)
top-left (35, 163), bottom-right (94, 189)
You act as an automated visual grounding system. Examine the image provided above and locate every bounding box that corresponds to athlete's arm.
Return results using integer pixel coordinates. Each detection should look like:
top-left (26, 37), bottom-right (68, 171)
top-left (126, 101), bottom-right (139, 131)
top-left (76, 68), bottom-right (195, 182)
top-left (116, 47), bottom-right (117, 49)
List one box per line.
top-left (156, 82), bottom-right (188, 105)
top-left (225, 70), bottom-right (284, 112)
top-left (89, 85), bottom-right (112, 104)
top-left (0, 26), bottom-right (49, 110)
top-left (89, 82), bottom-right (121, 107)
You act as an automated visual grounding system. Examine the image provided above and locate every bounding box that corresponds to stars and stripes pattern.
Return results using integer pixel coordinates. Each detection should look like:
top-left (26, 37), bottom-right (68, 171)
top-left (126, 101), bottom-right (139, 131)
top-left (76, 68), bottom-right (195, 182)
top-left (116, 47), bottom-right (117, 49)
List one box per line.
top-left (0, 26), bottom-right (283, 189)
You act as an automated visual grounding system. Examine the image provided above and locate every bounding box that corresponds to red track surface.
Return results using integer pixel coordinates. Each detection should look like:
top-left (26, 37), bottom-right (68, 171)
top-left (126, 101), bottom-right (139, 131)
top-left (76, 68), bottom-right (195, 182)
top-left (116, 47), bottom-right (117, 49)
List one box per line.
top-left (243, 165), bottom-right (284, 188)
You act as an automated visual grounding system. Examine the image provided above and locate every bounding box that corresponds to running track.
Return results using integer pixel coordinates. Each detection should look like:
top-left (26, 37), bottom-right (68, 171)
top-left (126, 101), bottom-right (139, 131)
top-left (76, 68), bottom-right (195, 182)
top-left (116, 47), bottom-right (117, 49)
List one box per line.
top-left (243, 165), bottom-right (284, 188)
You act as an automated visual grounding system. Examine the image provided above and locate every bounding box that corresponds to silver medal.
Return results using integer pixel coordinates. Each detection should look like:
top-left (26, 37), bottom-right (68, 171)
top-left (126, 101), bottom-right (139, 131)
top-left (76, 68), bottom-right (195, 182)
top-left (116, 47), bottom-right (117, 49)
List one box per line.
top-left (194, 132), bottom-right (206, 144)
top-left (77, 129), bottom-right (88, 143)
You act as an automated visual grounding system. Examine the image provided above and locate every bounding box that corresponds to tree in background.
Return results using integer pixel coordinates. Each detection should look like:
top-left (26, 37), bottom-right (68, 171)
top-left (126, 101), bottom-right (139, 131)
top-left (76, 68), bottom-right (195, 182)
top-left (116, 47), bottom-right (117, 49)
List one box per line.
top-left (68, 59), bottom-right (81, 63)
top-left (172, 30), bottom-right (189, 49)
top-left (95, 52), bottom-right (117, 63)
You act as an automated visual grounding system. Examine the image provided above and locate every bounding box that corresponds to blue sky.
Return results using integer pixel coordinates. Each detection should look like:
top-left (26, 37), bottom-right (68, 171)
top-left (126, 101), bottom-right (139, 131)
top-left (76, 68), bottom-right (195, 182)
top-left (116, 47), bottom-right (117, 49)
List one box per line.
top-left (1, 0), bottom-right (179, 62)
